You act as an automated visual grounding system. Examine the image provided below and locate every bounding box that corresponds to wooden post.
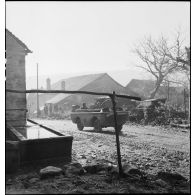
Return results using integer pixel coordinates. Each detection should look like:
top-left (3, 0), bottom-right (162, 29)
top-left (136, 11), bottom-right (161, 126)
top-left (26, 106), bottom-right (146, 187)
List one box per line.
top-left (110, 91), bottom-right (123, 177)
top-left (37, 63), bottom-right (39, 118)
top-left (184, 89), bottom-right (187, 120)
top-left (167, 80), bottom-right (170, 102)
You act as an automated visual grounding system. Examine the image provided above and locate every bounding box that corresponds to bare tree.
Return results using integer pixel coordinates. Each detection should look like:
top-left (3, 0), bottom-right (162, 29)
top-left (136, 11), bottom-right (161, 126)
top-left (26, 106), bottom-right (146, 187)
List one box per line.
top-left (134, 32), bottom-right (187, 99)
top-left (168, 46), bottom-right (191, 121)
top-left (172, 46), bottom-right (190, 83)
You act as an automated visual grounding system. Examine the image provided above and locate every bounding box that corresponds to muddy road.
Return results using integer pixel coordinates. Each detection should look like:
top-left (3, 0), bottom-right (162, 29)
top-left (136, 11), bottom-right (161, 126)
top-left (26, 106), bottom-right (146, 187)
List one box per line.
top-left (34, 119), bottom-right (190, 180)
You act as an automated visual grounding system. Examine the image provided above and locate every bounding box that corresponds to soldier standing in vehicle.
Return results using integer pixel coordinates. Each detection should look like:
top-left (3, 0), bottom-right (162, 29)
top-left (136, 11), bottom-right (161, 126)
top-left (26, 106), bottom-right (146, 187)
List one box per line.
top-left (81, 103), bottom-right (88, 109)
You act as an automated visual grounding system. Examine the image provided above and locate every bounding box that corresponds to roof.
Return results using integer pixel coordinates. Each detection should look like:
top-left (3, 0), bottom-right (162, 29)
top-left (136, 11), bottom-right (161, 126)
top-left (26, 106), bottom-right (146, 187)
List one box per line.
top-left (126, 79), bottom-right (155, 98)
top-left (141, 98), bottom-right (167, 102)
top-left (51, 73), bottom-right (105, 90)
top-left (95, 96), bottom-right (110, 99)
top-left (46, 73), bottom-right (106, 104)
top-left (46, 73), bottom-right (140, 104)
top-left (46, 93), bottom-right (70, 104)
top-left (126, 79), bottom-right (187, 99)
top-left (126, 79), bottom-right (155, 89)
top-left (137, 98), bottom-right (167, 108)
top-left (6, 29), bottom-right (32, 53)
top-left (28, 73), bottom-right (141, 109)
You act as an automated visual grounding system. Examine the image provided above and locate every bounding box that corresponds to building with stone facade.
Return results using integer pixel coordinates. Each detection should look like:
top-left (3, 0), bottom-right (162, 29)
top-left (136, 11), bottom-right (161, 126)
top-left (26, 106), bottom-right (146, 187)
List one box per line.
top-left (6, 29), bottom-right (32, 127)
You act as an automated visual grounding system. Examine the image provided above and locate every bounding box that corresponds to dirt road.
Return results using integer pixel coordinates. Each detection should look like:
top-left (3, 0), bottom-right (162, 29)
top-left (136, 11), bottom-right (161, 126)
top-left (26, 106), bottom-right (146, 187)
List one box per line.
top-left (6, 119), bottom-right (190, 194)
top-left (34, 119), bottom-right (190, 180)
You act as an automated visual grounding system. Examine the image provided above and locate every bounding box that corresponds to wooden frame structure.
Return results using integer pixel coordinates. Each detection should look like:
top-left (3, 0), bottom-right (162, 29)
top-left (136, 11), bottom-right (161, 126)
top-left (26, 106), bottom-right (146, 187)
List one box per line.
top-left (6, 88), bottom-right (141, 176)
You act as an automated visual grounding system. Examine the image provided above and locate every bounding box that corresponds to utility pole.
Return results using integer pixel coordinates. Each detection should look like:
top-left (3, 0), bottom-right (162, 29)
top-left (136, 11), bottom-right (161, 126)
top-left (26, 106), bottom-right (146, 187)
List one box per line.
top-left (37, 63), bottom-right (39, 118)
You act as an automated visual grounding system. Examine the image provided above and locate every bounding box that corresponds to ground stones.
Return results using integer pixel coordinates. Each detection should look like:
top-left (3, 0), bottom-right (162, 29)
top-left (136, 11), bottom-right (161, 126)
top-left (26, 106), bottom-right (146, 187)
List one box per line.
top-left (28, 177), bottom-right (39, 184)
top-left (122, 163), bottom-right (144, 178)
top-left (109, 166), bottom-right (119, 178)
top-left (39, 162), bottom-right (188, 191)
top-left (63, 162), bottom-right (86, 176)
top-left (157, 171), bottom-right (188, 184)
top-left (40, 166), bottom-right (63, 179)
top-left (155, 179), bottom-right (170, 188)
top-left (83, 163), bottom-right (108, 174)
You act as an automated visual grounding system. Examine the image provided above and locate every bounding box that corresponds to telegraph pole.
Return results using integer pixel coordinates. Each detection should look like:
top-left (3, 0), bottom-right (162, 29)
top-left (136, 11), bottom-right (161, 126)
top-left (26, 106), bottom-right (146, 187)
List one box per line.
top-left (37, 63), bottom-right (39, 118)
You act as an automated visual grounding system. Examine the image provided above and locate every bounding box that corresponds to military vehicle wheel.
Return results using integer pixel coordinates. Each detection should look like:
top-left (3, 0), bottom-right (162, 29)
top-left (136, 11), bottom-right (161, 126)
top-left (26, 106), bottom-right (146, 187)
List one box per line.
top-left (93, 118), bottom-right (102, 132)
top-left (76, 119), bottom-right (84, 131)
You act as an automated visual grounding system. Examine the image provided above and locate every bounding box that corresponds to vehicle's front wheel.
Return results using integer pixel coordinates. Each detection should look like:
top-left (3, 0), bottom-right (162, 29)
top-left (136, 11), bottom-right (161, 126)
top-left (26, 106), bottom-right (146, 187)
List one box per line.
top-left (76, 119), bottom-right (84, 131)
top-left (93, 118), bottom-right (102, 132)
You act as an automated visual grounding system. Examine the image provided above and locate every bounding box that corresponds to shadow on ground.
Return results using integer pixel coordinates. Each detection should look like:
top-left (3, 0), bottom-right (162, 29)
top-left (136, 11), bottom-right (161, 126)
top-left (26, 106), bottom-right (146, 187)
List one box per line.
top-left (83, 129), bottom-right (137, 139)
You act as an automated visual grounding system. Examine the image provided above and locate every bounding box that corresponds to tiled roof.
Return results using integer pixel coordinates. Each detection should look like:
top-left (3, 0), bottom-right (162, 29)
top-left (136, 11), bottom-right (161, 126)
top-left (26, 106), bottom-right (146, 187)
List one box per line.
top-left (46, 93), bottom-right (70, 104)
top-left (46, 73), bottom-right (105, 104)
top-left (51, 73), bottom-right (105, 91)
top-left (6, 29), bottom-right (32, 53)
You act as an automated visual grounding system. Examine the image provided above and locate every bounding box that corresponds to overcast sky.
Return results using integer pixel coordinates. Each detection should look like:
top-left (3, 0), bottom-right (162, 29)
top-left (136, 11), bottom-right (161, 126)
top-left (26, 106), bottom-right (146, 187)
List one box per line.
top-left (6, 1), bottom-right (190, 86)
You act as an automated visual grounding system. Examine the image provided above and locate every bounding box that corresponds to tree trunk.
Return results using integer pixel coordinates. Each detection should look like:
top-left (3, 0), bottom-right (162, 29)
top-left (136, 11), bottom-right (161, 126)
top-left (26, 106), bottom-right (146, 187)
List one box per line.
top-left (149, 78), bottom-right (163, 99)
top-left (188, 88), bottom-right (190, 123)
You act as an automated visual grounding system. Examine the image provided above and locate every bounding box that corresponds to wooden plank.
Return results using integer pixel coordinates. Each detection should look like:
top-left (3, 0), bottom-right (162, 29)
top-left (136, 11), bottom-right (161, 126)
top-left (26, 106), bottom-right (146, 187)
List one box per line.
top-left (6, 89), bottom-right (141, 101)
top-left (111, 91), bottom-right (123, 177)
top-left (27, 119), bottom-right (64, 136)
top-left (6, 109), bottom-right (27, 111)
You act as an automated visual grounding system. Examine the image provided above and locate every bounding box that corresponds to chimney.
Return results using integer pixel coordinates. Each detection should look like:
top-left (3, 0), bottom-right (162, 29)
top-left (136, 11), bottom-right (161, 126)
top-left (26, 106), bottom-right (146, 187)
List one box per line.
top-left (61, 81), bottom-right (65, 90)
top-left (46, 78), bottom-right (51, 90)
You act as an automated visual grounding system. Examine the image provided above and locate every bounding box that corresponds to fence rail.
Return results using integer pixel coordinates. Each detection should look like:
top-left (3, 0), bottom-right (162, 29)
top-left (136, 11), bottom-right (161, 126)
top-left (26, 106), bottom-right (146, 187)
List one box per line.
top-left (6, 89), bottom-right (141, 101)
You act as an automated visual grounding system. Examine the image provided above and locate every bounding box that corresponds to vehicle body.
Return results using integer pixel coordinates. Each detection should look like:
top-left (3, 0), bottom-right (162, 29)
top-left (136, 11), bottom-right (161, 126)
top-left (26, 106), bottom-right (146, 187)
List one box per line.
top-left (129, 98), bottom-right (167, 122)
top-left (70, 96), bottom-right (129, 132)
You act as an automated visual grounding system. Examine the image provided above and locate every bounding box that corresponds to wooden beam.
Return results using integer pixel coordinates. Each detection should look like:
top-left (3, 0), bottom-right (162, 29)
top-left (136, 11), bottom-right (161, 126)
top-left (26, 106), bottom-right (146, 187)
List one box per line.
top-left (6, 89), bottom-right (141, 101)
top-left (6, 109), bottom-right (27, 111)
top-left (27, 119), bottom-right (64, 136)
top-left (111, 91), bottom-right (123, 177)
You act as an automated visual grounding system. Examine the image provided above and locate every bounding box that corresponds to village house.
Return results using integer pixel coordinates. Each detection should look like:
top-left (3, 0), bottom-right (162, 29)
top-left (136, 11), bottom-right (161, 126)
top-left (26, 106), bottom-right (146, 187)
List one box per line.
top-left (27, 73), bottom-right (139, 116)
top-left (6, 29), bottom-right (32, 128)
top-left (126, 79), bottom-right (189, 107)
top-left (6, 30), bottom-right (73, 171)
top-left (126, 79), bottom-right (155, 99)
top-left (27, 77), bottom-right (56, 115)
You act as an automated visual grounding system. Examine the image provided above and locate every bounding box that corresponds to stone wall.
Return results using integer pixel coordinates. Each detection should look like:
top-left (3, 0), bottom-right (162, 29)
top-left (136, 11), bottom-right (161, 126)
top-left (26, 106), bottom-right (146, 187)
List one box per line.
top-left (6, 32), bottom-right (28, 127)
